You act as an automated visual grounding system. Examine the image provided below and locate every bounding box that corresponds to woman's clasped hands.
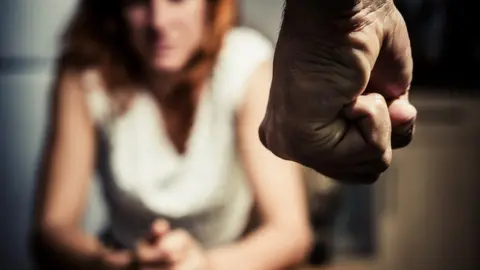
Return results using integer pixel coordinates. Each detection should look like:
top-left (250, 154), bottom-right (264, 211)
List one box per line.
top-left (133, 220), bottom-right (211, 270)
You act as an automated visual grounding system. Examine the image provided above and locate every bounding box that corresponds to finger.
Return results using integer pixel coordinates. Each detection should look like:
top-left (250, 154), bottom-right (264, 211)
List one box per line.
top-left (291, 93), bottom-right (391, 164)
top-left (159, 230), bottom-right (192, 264)
top-left (369, 7), bottom-right (413, 100)
top-left (345, 149), bottom-right (392, 175)
top-left (297, 93), bottom-right (392, 182)
top-left (388, 95), bottom-right (416, 125)
top-left (150, 219), bottom-right (171, 240)
top-left (101, 249), bottom-right (133, 269)
top-left (388, 96), bottom-right (417, 148)
top-left (391, 121), bottom-right (415, 149)
top-left (318, 148), bottom-right (390, 183)
top-left (134, 238), bottom-right (168, 266)
top-left (143, 219), bottom-right (171, 245)
top-left (319, 165), bottom-right (381, 184)
top-left (305, 126), bottom-right (389, 183)
top-left (343, 93), bottom-right (392, 155)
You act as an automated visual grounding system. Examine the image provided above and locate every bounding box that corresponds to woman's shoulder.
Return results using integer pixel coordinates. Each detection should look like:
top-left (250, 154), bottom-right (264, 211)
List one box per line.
top-left (76, 67), bottom-right (105, 90)
top-left (211, 27), bottom-right (274, 109)
top-left (224, 27), bottom-right (273, 46)
top-left (55, 66), bottom-right (105, 94)
top-left (66, 67), bottom-right (112, 125)
top-left (220, 27), bottom-right (274, 62)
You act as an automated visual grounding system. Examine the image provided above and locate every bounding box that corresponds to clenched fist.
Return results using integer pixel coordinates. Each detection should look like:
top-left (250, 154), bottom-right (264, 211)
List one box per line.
top-left (259, 0), bottom-right (417, 184)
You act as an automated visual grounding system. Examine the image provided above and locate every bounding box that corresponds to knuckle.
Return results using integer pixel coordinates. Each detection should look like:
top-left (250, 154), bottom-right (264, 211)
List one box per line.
top-left (258, 120), bottom-right (268, 149)
top-left (367, 132), bottom-right (390, 155)
top-left (367, 138), bottom-right (389, 157)
top-left (259, 116), bottom-right (294, 161)
top-left (365, 93), bottom-right (388, 115)
top-left (376, 149), bottom-right (392, 172)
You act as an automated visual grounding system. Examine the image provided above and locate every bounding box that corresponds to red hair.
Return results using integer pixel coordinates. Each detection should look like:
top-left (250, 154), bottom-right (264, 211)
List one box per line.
top-left (57, 0), bottom-right (237, 152)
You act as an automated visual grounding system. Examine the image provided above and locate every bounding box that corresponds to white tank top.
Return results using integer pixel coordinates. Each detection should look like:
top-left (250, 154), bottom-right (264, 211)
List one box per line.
top-left (82, 27), bottom-right (274, 249)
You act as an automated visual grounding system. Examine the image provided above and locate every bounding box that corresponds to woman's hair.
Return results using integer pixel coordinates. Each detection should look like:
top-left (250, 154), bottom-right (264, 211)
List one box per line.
top-left (59, 0), bottom-right (237, 91)
top-left (57, 0), bottom-right (237, 150)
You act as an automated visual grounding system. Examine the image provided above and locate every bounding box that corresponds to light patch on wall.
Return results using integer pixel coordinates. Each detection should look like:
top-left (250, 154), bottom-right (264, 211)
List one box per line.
top-left (0, 0), bottom-right (78, 58)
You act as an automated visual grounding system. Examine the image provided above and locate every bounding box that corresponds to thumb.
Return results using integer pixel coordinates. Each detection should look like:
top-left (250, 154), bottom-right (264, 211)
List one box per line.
top-left (388, 97), bottom-right (417, 149)
top-left (147, 219), bottom-right (170, 244)
top-left (388, 97), bottom-right (416, 128)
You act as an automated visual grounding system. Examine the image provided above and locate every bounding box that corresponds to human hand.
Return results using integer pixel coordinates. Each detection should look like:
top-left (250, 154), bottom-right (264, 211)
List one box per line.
top-left (259, 0), bottom-right (417, 183)
top-left (134, 219), bottom-right (211, 270)
top-left (99, 248), bottom-right (134, 270)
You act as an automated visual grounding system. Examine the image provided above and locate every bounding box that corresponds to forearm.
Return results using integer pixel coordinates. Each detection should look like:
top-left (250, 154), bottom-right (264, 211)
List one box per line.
top-left (207, 225), bottom-right (312, 270)
top-left (31, 226), bottom-right (119, 270)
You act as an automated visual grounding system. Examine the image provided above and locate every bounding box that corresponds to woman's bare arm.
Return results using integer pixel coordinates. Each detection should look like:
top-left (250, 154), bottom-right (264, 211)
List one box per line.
top-left (206, 61), bottom-right (313, 270)
top-left (31, 69), bottom-right (130, 270)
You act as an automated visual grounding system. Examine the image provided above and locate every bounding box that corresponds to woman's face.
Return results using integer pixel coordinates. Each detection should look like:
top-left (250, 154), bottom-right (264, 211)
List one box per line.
top-left (124, 0), bottom-right (207, 73)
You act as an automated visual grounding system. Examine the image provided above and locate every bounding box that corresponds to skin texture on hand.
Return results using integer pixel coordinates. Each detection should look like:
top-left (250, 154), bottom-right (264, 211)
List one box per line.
top-left (259, 0), bottom-right (417, 183)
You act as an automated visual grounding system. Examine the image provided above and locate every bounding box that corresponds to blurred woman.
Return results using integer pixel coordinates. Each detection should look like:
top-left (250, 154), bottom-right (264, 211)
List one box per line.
top-left (31, 0), bottom-right (312, 269)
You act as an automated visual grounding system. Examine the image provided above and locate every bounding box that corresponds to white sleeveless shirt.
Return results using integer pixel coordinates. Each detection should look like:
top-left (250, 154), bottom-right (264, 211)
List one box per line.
top-left (82, 27), bottom-right (274, 249)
